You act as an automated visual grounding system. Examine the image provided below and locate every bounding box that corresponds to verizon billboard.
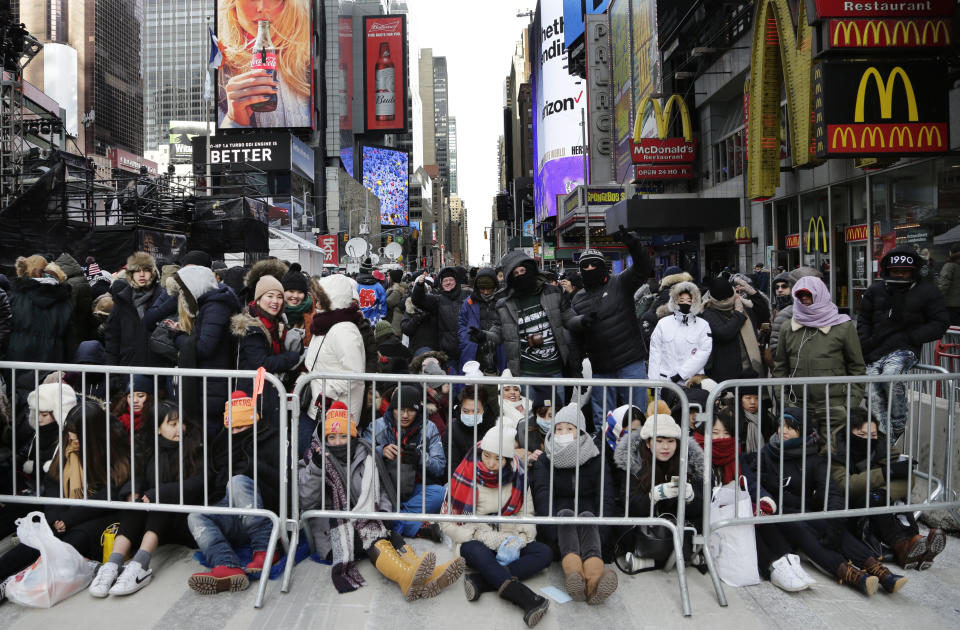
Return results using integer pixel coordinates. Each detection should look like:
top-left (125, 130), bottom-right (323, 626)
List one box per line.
top-left (363, 15), bottom-right (408, 134)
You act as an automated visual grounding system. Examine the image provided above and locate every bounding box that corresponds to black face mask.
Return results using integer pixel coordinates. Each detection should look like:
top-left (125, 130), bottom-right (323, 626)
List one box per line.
top-left (511, 271), bottom-right (537, 294)
top-left (848, 433), bottom-right (873, 460)
top-left (37, 421), bottom-right (59, 446)
top-left (775, 294), bottom-right (792, 310)
top-left (677, 303), bottom-right (692, 314)
top-left (327, 441), bottom-right (354, 463)
top-left (581, 267), bottom-right (606, 287)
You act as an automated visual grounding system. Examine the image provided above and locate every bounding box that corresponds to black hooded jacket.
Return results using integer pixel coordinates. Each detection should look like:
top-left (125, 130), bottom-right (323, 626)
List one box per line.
top-left (7, 277), bottom-right (74, 363)
top-left (412, 266), bottom-right (466, 361)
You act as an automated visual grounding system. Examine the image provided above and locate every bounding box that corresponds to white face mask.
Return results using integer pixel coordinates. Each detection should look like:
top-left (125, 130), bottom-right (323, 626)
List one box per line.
top-left (554, 433), bottom-right (575, 447)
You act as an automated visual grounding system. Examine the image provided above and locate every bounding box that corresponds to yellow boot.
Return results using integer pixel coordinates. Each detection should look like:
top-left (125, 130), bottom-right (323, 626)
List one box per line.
top-left (369, 539), bottom-right (436, 602)
top-left (583, 556), bottom-right (617, 604)
top-left (561, 554), bottom-right (586, 601)
top-left (394, 537), bottom-right (465, 598)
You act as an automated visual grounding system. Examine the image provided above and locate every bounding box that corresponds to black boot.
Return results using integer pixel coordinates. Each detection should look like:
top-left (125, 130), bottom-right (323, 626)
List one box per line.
top-left (498, 577), bottom-right (550, 628)
top-left (463, 572), bottom-right (494, 601)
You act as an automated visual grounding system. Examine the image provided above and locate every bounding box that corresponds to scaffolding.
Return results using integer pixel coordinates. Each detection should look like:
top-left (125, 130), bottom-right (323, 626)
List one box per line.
top-left (0, 21), bottom-right (42, 209)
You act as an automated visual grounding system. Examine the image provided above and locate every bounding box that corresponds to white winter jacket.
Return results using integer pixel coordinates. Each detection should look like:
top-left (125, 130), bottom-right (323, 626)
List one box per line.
top-left (648, 281), bottom-right (712, 382)
top-left (439, 480), bottom-right (537, 554)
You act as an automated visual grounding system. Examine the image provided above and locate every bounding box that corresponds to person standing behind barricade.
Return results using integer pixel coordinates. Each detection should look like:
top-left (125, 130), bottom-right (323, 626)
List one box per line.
top-left (701, 277), bottom-right (763, 384)
top-left (647, 281), bottom-right (712, 389)
top-left (938, 246), bottom-right (960, 325)
top-left (104, 251), bottom-right (176, 367)
top-left (385, 269), bottom-right (407, 336)
top-left (54, 253), bottom-right (94, 344)
top-left (7, 255), bottom-right (74, 365)
top-left (167, 265), bottom-right (241, 436)
top-left (639, 266), bottom-right (693, 347)
top-left (299, 402), bottom-right (463, 600)
top-left (773, 276), bottom-right (865, 440)
top-left (569, 227), bottom-right (653, 434)
top-left (458, 267), bottom-right (506, 375)
top-left (414, 267), bottom-right (467, 371)
top-left (531, 403), bottom-right (618, 604)
top-left (356, 259), bottom-right (387, 324)
top-left (440, 425), bottom-right (552, 628)
top-left (401, 273), bottom-right (439, 352)
top-left (767, 266), bottom-right (820, 365)
top-left (856, 247), bottom-right (949, 441)
top-left (366, 385), bottom-right (447, 543)
top-left (281, 263), bottom-right (314, 345)
top-left (829, 408), bottom-right (947, 571)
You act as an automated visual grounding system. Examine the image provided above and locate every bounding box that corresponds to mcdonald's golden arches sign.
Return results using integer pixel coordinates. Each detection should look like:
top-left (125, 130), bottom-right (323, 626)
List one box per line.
top-left (806, 217), bottom-right (829, 254)
top-left (735, 226), bottom-right (752, 245)
top-left (822, 18), bottom-right (951, 50)
top-left (813, 60), bottom-right (949, 157)
top-left (629, 95), bottom-right (697, 165)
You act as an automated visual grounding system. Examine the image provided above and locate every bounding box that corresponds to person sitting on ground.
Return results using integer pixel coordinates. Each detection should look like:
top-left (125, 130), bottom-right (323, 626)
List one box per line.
top-left (440, 425), bottom-right (552, 628)
top-left (497, 371), bottom-right (532, 428)
top-left (449, 385), bottom-right (499, 474)
top-left (531, 403), bottom-right (617, 604)
top-left (514, 396), bottom-right (554, 467)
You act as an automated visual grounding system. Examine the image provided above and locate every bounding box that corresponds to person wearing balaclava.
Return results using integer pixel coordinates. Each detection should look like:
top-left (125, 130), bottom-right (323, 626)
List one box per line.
top-left (856, 247), bottom-right (948, 441)
top-left (413, 266), bottom-right (467, 370)
top-left (457, 267), bottom-right (506, 374)
top-left (568, 226), bottom-right (652, 435)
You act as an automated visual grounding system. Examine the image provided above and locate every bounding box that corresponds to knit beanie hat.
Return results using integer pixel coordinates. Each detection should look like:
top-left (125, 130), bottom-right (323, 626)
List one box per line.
top-left (388, 269), bottom-right (403, 284)
top-left (254, 274), bottom-right (285, 303)
top-left (127, 373), bottom-right (156, 396)
top-left (709, 276), bottom-right (734, 300)
top-left (181, 250), bottom-right (212, 268)
top-left (85, 256), bottom-right (101, 280)
top-left (27, 383), bottom-right (78, 428)
top-left (553, 402), bottom-right (586, 434)
top-left (360, 258), bottom-right (374, 274)
top-left (390, 384), bottom-right (423, 413)
top-left (374, 319), bottom-right (395, 342)
top-left (646, 399), bottom-right (672, 417)
top-left (224, 391), bottom-right (257, 428)
top-left (639, 414), bottom-right (683, 440)
top-left (323, 401), bottom-right (358, 437)
top-left (281, 263), bottom-right (308, 293)
top-left (480, 424), bottom-right (516, 458)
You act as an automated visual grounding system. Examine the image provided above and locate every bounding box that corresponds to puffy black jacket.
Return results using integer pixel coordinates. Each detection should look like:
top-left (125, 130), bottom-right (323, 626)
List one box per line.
top-left (570, 248), bottom-right (651, 372)
top-left (231, 309), bottom-right (300, 424)
top-left (700, 308), bottom-right (749, 383)
top-left (104, 279), bottom-right (174, 367)
top-left (0, 287), bottom-right (11, 358)
top-left (7, 277), bottom-right (74, 364)
top-left (412, 267), bottom-right (466, 361)
top-left (400, 297), bottom-right (439, 353)
top-left (54, 254), bottom-right (94, 344)
top-left (752, 434), bottom-right (844, 514)
top-left (208, 422), bottom-right (283, 514)
top-left (857, 279), bottom-right (949, 363)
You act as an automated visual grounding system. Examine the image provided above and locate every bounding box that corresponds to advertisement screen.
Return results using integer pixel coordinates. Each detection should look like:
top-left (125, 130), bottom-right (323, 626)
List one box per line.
top-left (631, 0), bottom-right (660, 140)
top-left (363, 15), bottom-right (408, 133)
top-left (338, 17), bottom-right (354, 130)
top-left (564, 0), bottom-right (613, 52)
top-left (610, 0), bottom-right (633, 182)
top-left (361, 145), bottom-right (409, 226)
top-left (168, 121), bottom-right (210, 164)
top-left (215, 0), bottom-right (314, 130)
top-left (533, 0), bottom-right (588, 221)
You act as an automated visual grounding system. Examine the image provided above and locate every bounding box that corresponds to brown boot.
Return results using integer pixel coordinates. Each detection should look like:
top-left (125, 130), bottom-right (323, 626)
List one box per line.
top-left (863, 557), bottom-right (908, 594)
top-left (835, 560), bottom-right (878, 596)
top-left (561, 554), bottom-right (586, 601)
top-left (892, 534), bottom-right (926, 570)
top-left (583, 556), bottom-right (618, 604)
top-left (920, 528), bottom-right (947, 570)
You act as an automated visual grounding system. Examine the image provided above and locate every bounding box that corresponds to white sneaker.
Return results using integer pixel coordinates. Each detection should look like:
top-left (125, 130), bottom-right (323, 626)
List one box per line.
top-left (625, 552), bottom-right (656, 572)
top-left (788, 554), bottom-right (816, 586)
top-left (770, 555), bottom-right (809, 592)
top-left (89, 562), bottom-right (120, 598)
top-left (108, 561), bottom-right (152, 596)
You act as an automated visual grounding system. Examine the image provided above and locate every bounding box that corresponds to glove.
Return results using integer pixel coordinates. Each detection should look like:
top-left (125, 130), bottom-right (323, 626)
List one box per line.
top-left (757, 496), bottom-right (776, 516)
top-left (617, 224), bottom-right (643, 250)
top-left (496, 535), bottom-right (522, 566)
top-left (581, 311), bottom-right (598, 329)
top-left (651, 482), bottom-right (680, 503)
top-left (886, 458), bottom-right (911, 480)
top-left (312, 447), bottom-right (324, 469)
top-left (683, 482), bottom-right (695, 503)
top-left (468, 326), bottom-right (484, 343)
top-left (670, 374), bottom-right (683, 384)
top-left (284, 327), bottom-right (305, 354)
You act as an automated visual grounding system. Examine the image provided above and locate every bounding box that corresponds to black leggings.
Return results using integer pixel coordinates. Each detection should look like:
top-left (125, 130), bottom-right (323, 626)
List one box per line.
top-left (117, 509), bottom-right (196, 549)
top-left (776, 519), bottom-right (876, 575)
top-left (0, 513), bottom-right (119, 582)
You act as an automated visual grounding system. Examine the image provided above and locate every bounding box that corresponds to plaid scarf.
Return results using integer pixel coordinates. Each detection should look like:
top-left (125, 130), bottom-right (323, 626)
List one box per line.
top-left (443, 443), bottom-right (526, 519)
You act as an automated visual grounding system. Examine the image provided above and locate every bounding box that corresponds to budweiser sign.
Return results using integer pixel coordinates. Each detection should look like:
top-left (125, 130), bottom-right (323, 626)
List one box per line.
top-left (368, 19), bottom-right (402, 35)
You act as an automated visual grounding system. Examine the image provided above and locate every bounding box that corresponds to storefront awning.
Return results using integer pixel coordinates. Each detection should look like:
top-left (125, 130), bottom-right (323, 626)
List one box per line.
top-left (605, 197), bottom-right (741, 234)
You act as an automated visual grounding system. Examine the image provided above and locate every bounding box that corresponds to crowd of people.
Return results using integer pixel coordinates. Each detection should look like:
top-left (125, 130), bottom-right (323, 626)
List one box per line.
top-left (0, 236), bottom-right (954, 625)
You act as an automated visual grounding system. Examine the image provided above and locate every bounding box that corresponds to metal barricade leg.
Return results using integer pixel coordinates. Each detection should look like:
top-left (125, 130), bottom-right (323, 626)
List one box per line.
top-left (254, 516), bottom-right (282, 609)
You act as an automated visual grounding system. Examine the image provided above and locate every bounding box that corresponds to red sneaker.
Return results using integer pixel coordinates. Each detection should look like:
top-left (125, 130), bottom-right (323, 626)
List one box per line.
top-left (188, 566), bottom-right (250, 595)
top-left (245, 550), bottom-right (283, 576)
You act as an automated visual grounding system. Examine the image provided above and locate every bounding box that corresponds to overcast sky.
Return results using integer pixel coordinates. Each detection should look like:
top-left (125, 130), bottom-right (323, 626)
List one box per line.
top-left (406, 0), bottom-right (537, 266)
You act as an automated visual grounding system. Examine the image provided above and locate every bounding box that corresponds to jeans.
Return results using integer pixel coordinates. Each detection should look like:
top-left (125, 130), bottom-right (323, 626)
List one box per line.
top-left (392, 483), bottom-right (446, 536)
top-left (590, 360), bottom-right (648, 434)
top-left (556, 509), bottom-right (602, 560)
top-left (460, 539), bottom-right (552, 589)
top-left (866, 349), bottom-right (917, 441)
top-left (187, 475), bottom-right (273, 569)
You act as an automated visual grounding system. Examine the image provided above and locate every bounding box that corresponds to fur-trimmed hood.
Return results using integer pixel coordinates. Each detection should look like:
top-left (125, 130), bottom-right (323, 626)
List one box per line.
top-left (409, 350), bottom-right (448, 374)
top-left (664, 281), bottom-right (703, 316)
top-left (125, 251), bottom-right (159, 285)
top-left (230, 309), bottom-right (287, 340)
top-left (244, 259), bottom-right (288, 293)
top-left (659, 271), bottom-right (693, 291)
top-left (613, 428), bottom-right (705, 481)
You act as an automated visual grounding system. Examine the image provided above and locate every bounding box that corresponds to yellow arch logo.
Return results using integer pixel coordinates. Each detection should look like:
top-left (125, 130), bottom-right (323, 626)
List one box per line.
top-left (807, 216), bottom-right (828, 254)
top-left (855, 66), bottom-right (918, 123)
top-left (632, 95), bottom-right (693, 142)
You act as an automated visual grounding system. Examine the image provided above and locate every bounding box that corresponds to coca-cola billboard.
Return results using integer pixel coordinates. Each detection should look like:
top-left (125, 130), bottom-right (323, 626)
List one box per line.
top-left (362, 15), bottom-right (407, 134)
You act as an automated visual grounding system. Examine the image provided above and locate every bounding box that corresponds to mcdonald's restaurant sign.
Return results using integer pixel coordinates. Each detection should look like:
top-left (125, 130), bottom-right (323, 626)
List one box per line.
top-left (810, 0), bottom-right (955, 19)
top-left (845, 222), bottom-right (881, 242)
top-left (629, 95), bottom-right (697, 166)
top-left (806, 216), bottom-right (830, 253)
top-left (819, 18), bottom-right (952, 51)
top-left (813, 60), bottom-right (949, 158)
top-left (735, 226), bottom-right (752, 245)
top-left (785, 233), bottom-right (801, 249)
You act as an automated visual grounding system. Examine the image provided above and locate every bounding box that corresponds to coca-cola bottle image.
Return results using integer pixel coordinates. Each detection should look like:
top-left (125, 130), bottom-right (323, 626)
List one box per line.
top-left (250, 20), bottom-right (278, 113)
top-left (374, 42), bottom-right (395, 121)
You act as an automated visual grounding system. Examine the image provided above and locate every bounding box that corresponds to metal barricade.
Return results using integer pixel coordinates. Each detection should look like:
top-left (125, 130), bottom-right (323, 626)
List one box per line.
top-left (286, 371), bottom-right (696, 616)
top-left (0, 361), bottom-right (289, 608)
top-left (699, 369), bottom-right (960, 607)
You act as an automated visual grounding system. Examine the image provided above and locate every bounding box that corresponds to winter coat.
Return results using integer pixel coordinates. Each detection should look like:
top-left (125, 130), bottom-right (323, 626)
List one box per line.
top-left (356, 274), bottom-right (387, 323)
top-left (531, 433), bottom-right (617, 546)
top-left (751, 434), bottom-right (844, 514)
top-left (828, 426), bottom-right (908, 507)
top-left (54, 254), bottom-right (93, 344)
top-left (128, 437), bottom-right (205, 505)
top-left (7, 277), bottom-right (74, 364)
top-left (103, 279), bottom-right (173, 367)
top-left (231, 309), bottom-right (300, 424)
top-left (385, 281), bottom-right (408, 335)
top-left (769, 304), bottom-right (793, 357)
top-left (570, 247), bottom-right (652, 372)
top-left (438, 471), bottom-right (537, 553)
top-left (304, 315), bottom-right (365, 422)
top-left (857, 279), bottom-right (949, 363)
top-left (413, 271), bottom-right (466, 363)
top-left (208, 422), bottom-right (283, 514)
top-left (700, 306), bottom-right (752, 383)
top-left (400, 296), bottom-right (438, 352)
top-left (613, 429), bottom-right (705, 520)
top-left (448, 402), bottom-right (501, 471)
top-left (482, 251), bottom-right (577, 376)
top-left (458, 292), bottom-right (506, 374)
top-left (938, 257), bottom-right (960, 308)
top-left (648, 282), bottom-right (712, 382)
top-left (0, 287), bottom-right (11, 358)
top-left (772, 319), bottom-right (865, 436)
top-left (367, 409), bottom-right (447, 486)
top-left (640, 271), bottom-right (694, 348)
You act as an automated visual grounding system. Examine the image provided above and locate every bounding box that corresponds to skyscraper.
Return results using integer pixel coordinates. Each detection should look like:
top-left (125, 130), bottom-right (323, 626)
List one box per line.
top-left (433, 55), bottom-right (449, 194)
top-left (448, 116), bottom-right (457, 195)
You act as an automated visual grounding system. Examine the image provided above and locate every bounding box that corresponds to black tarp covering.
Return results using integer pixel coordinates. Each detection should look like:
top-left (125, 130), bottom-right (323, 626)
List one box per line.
top-left (0, 163), bottom-right (67, 271)
top-left (189, 196), bottom-right (268, 256)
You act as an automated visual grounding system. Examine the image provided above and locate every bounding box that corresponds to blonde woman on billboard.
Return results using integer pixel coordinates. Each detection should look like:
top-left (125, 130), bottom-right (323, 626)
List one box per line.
top-left (217, 0), bottom-right (312, 128)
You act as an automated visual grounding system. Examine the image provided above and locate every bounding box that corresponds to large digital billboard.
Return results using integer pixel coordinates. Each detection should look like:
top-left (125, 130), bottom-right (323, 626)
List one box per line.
top-left (533, 0), bottom-right (588, 221)
top-left (610, 0), bottom-right (633, 183)
top-left (215, 0), bottom-right (314, 130)
top-left (338, 17), bottom-right (354, 130)
top-left (168, 121), bottom-right (210, 164)
top-left (631, 0), bottom-right (660, 139)
top-left (361, 145), bottom-right (409, 226)
top-left (363, 15), bottom-right (408, 134)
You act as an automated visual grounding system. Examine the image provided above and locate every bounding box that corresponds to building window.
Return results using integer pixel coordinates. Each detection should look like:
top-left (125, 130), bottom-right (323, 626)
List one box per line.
top-left (713, 128), bottom-right (745, 184)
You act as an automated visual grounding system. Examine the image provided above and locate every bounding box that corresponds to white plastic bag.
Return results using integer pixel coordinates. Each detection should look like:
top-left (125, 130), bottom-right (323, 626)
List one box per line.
top-left (5, 511), bottom-right (97, 607)
top-left (708, 477), bottom-right (761, 587)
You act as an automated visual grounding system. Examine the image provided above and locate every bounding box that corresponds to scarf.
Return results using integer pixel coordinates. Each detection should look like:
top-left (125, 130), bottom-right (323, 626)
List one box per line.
top-left (792, 276), bottom-right (850, 328)
top-left (443, 444), bottom-right (526, 519)
top-left (708, 296), bottom-right (762, 374)
top-left (132, 285), bottom-right (154, 318)
top-left (741, 409), bottom-right (762, 453)
top-left (62, 439), bottom-right (85, 499)
top-left (284, 295), bottom-right (313, 327)
top-left (544, 432), bottom-right (599, 469)
top-left (325, 451), bottom-right (388, 594)
top-left (118, 411), bottom-right (143, 432)
top-left (708, 295), bottom-right (737, 312)
top-left (249, 302), bottom-right (286, 354)
top-left (311, 304), bottom-right (364, 336)
top-left (695, 433), bottom-right (738, 484)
